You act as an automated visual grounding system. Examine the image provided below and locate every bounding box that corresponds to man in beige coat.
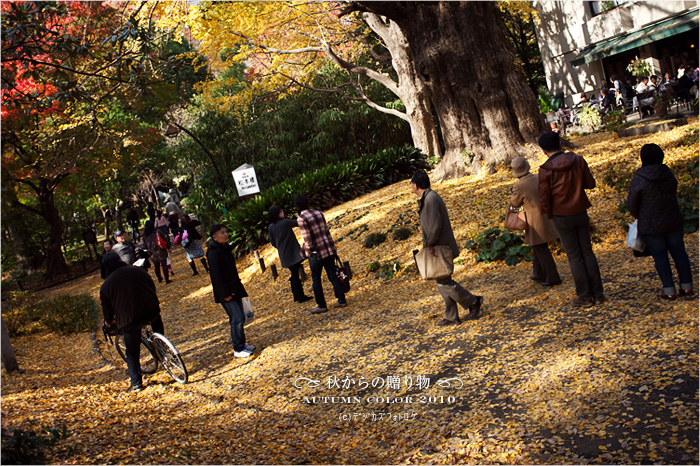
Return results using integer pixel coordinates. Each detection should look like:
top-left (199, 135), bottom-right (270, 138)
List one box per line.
top-left (510, 157), bottom-right (561, 286)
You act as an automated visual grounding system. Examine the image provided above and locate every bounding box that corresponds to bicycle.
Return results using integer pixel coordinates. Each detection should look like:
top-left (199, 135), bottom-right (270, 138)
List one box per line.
top-left (104, 325), bottom-right (188, 384)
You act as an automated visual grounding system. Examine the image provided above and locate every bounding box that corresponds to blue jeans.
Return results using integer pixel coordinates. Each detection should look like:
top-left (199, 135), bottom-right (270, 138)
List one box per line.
top-left (221, 299), bottom-right (246, 352)
top-left (641, 227), bottom-right (693, 295)
top-left (308, 254), bottom-right (346, 309)
top-left (553, 212), bottom-right (604, 300)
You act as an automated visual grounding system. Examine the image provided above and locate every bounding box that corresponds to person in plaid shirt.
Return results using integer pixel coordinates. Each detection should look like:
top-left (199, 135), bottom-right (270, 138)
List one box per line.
top-left (294, 194), bottom-right (348, 314)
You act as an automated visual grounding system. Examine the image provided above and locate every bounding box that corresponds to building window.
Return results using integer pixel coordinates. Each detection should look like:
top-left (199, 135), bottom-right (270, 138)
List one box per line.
top-left (589, 1), bottom-right (624, 17)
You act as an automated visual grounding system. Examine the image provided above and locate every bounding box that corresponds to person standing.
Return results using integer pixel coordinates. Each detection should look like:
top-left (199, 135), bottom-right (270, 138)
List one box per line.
top-left (294, 194), bottom-right (347, 314)
top-left (125, 206), bottom-right (141, 241)
top-left (100, 252), bottom-right (165, 392)
top-left (509, 157), bottom-right (561, 287)
top-left (410, 172), bottom-right (482, 325)
top-left (538, 131), bottom-right (604, 307)
top-left (142, 220), bottom-right (172, 284)
top-left (112, 230), bottom-right (136, 265)
top-left (627, 143), bottom-right (694, 300)
top-left (146, 202), bottom-right (156, 223)
top-left (268, 205), bottom-right (313, 303)
top-left (181, 214), bottom-right (210, 276)
top-left (206, 224), bottom-right (255, 358)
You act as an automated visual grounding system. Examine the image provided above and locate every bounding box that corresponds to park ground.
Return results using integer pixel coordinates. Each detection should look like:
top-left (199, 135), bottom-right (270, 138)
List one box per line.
top-left (2, 118), bottom-right (699, 464)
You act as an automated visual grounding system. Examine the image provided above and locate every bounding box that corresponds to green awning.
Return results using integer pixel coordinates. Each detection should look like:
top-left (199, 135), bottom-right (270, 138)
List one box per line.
top-left (571, 9), bottom-right (699, 67)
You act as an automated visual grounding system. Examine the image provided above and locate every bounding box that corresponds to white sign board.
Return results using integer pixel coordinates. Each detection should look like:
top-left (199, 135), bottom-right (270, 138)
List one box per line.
top-left (232, 163), bottom-right (261, 197)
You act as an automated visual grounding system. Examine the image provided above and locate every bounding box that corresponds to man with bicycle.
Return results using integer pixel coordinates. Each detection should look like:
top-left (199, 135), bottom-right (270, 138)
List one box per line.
top-left (101, 251), bottom-right (164, 392)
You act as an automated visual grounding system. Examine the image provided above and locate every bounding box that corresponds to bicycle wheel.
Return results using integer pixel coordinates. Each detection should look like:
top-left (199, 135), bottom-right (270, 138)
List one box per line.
top-left (113, 334), bottom-right (158, 374)
top-left (150, 333), bottom-right (188, 384)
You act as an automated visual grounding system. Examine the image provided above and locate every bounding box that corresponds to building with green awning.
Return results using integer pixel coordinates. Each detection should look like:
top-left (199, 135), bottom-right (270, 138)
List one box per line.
top-left (533, 1), bottom-right (698, 108)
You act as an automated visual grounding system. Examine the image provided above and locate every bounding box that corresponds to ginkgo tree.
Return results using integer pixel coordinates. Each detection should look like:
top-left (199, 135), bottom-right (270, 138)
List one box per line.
top-left (152, 1), bottom-right (544, 180)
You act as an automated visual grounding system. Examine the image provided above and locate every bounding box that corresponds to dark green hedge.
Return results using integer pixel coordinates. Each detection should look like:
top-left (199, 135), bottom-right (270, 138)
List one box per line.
top-left (222, 145), bottom-right (431, 254)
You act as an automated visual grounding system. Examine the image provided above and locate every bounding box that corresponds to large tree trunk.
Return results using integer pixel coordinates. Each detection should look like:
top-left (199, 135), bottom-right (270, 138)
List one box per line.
top-left (363, 12), bottom-right (442, 159)
top-left (38, 180), bottom-right (69, 279)
top-left (358, 2), bottom-right (545, 179)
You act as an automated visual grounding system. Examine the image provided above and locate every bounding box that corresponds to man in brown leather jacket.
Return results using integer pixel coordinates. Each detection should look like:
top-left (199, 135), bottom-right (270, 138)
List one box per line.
top-left (537, 132), bottom-right (604, 307)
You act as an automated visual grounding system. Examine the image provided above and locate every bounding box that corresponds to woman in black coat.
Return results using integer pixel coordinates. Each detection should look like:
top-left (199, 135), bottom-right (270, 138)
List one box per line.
top-left (268, 206), bottom-right (312, 303)
top-left (627, 143), bottom-right (694, 300)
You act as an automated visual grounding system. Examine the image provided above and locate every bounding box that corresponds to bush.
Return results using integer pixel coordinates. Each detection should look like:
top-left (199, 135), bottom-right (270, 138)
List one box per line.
top-left (602, 110), bottom-right (626, 133)
top-left (374, 261), bottom-right (401, 280)
top-left (465, 227), bottom-right (532, 266)
top-left (35, 294), bottom-right (101, 335)
top-left (367, 261), bottom-right (381, 273)
top-left (363, 233), bottom-right (387, 249)
top-left (1, 422), bottom-right (67, 465)
top-left (2, 291), bottom-right (42, 337)
top-left (577, 105), bottom-right (602, 132)
top-left (224, 145), bottom-right (431, 255)
top-left (391, 227), bottom-right (413, 241)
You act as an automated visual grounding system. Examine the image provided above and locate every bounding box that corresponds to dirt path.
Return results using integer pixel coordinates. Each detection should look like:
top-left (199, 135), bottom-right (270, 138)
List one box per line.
top-left (2, 122), bottom-right (698, 464)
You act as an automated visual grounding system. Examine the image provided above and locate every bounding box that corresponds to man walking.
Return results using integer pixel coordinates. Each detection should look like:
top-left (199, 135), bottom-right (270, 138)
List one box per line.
top-left (538, 131), bottom-right (605, 307)
top-left (100, 252), bottom-right (165, 392)
top-left (410, 172), bottom-right (482, 325)
top-left (294, 194), bottom-right (347, 314)
top-left (112, 230), bottom-right (136, 265)
top-left (206, 224), bottom-right (255, 358)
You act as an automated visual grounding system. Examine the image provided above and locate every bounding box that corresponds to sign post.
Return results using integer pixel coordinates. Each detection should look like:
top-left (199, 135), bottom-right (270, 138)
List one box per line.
top-left (232, 163), bottom-right (261, 198)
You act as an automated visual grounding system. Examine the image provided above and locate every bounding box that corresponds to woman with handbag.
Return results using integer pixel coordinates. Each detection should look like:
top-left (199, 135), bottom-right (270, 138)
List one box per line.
top-left (509, 157), bottom-right (561, 286)
top-left (627, 143), bottom-right (694, 300)
top-left (268, 206), bottom-right (313, 303)
top-left (142, 220), bottom-right (171, 284)
top-left (181, 214), bottom-right (210, 276)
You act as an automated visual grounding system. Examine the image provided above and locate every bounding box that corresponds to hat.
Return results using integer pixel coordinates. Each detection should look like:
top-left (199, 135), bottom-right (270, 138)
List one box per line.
top-left (114, 230), bottom-right (124, 239)
top-left (511, 157), bottom-right (530, 178)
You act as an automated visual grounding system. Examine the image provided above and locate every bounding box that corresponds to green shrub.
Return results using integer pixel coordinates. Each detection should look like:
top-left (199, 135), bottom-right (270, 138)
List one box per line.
top-left (2, 291), bottom-right (42, 337)
top-left (363, 232), bottom-right (387, 249)
top-left (35, 294), bottom-right (100, 335)
top-left (392, 227), bottom-right (413, 241)
top-left (602, 110), bottom-right (626, 133)
top-left (577, 105), bottom-right (602, 132)
top-left (1, 422), bottom-right (67, 465)
top-left (464, 227), bottom-right (532, 266)
top-left (224, 145), bottom-right (430, 255)
top-left (367, 261), bottom-right (381, 273)
top-left (538, 86), bottom-right (553, 114)
top-left (375, 261), bottom-right (401, 280)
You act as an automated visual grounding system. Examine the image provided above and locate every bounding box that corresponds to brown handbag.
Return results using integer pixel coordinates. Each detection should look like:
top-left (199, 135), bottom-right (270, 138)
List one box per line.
top-left (504, 207), bottom-right (527, 231)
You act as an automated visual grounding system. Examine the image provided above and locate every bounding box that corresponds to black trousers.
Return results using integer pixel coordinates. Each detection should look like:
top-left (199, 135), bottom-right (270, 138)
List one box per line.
top-left (122, 315), bottom-right (164, 388)
top-left (531, 243), bottom-right (561, 284)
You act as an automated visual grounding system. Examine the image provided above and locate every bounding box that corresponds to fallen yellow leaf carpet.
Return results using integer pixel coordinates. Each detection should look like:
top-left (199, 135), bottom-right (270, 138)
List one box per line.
top-left (2, 118), bottom-right (698, 464)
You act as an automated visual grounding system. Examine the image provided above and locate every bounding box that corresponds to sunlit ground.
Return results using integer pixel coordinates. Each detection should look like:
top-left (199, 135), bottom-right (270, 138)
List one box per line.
top-left (2, 118), bottom-right (698, 464)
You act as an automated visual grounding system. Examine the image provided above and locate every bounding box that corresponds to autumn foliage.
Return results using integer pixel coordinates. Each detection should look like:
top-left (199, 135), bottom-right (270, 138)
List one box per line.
top-left (2, 119), bottom-right (698, 464)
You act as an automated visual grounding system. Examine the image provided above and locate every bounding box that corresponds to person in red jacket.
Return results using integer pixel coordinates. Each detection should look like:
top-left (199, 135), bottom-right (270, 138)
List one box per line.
top-left (538, 132), bottom-right (604, 307)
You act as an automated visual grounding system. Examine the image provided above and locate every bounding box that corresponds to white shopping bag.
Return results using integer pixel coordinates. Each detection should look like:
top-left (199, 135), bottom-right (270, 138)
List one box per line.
top-left (242, 297), bottom-right (255, 325)
top-left (626, 220), bottom-right (646, 252)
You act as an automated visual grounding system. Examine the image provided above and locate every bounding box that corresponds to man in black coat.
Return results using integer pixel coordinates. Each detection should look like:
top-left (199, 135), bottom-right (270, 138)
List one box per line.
top-left (100, 252), bottom-right (164, 392)
top-left (206, 224), bottom-right (255, 358)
